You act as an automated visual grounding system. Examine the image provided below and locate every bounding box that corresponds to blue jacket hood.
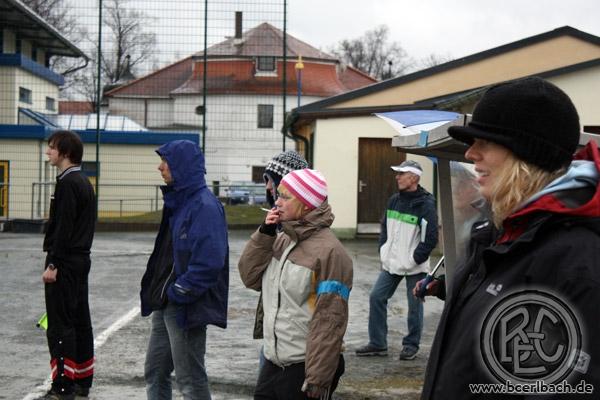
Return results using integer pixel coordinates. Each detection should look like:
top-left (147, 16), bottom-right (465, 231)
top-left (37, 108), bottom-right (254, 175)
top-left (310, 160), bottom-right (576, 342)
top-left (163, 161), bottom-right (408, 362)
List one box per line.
top-left (156, 140), bottom-right (206, 191)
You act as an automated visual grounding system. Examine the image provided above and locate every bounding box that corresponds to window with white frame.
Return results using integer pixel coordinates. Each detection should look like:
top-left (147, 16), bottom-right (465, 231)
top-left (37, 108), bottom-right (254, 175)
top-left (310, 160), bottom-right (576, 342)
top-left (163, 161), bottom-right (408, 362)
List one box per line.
top-left (257, 104), bottom-right (274, 128)
top-left (257, 56), bottom-right (276, 72)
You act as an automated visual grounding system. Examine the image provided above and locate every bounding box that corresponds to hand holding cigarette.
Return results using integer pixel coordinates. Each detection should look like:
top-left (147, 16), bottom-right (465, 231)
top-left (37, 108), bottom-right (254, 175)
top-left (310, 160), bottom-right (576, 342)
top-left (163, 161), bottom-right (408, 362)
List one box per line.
top-left (263, 207), bottom-right (280, 225)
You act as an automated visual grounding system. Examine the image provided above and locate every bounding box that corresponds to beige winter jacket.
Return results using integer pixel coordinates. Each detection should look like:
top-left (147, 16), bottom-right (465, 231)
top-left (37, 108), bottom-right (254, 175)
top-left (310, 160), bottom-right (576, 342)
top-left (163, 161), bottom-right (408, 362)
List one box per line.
top-left (238, 201), bottom-right (353, 392)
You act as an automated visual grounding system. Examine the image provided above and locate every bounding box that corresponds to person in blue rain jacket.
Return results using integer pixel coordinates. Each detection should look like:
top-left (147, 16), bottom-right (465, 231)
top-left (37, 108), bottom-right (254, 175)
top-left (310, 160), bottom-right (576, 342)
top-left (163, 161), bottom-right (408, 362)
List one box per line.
top-left (140, 139), bottom-right (229, 400)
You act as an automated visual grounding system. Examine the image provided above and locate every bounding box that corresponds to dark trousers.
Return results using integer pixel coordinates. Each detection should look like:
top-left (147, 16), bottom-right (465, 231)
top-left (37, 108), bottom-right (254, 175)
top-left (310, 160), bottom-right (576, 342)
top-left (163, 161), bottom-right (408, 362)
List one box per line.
top-left (45, 256), bottom-right (94, 395)
top-left (254, 355), bottom-right (345, 400)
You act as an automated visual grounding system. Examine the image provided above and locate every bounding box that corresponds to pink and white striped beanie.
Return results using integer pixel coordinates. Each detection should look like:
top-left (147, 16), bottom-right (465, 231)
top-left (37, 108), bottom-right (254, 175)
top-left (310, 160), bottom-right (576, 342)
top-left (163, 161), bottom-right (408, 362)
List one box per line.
top-left (280, 169), bottom-right (328, 209)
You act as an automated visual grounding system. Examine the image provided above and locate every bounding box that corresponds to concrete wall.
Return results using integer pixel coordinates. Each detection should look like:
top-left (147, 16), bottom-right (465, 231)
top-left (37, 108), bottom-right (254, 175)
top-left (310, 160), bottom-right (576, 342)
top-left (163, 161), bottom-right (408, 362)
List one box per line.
top-left (198, 93), bottom-right (320, 184)
top-left (147, 99), bottom-right (174, 128)
top-left (108, 98), bottom-right (146, 126)
top-left (313, 116), bottom-right (434, 235)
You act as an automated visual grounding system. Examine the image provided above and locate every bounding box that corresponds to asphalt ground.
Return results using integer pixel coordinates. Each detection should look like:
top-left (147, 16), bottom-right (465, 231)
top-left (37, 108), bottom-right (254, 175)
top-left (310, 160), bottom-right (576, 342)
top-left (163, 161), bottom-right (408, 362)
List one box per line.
top-left (0, 230), bottom-right (444, 400)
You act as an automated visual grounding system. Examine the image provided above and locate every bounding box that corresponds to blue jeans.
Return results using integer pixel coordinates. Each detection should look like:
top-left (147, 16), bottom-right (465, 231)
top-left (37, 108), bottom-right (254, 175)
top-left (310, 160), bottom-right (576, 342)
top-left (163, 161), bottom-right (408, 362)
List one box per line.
top-left (145, 303), bottom-right (211, 400)
top-left (368, 270), bottom-right (426, 351)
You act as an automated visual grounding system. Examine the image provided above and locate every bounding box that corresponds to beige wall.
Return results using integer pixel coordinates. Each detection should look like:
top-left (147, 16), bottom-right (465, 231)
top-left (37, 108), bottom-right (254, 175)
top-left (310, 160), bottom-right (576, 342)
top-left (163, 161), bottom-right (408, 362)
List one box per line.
top-left (333, 36), bottom-right (600, 108)
top-left (304, 32), bottom-right (600, 237)
top-left (81, 143), bottom-right (166, 217)
top-left (309, 66), bottom-right (600, 235)
top-left (313, 116), bottom-right (434, 233)
top-left (0, 139), bottom-right (168, 219)
top-left (21, 40), bottom-right (32, 59)
top-left (15, 69), bottom-right (59, 116)
top-left (0, 139), bottom-right (44, 218)
top-left (548, 65), bottom-right (600, 127)
top-left (0, 66), bottom-right (17, 124)
top-left (0, 27), bottom-right (60, 124)
top-left (3, 29), bottom-right (16, 53)
top-left (2, 29), bottom-right (44, 61)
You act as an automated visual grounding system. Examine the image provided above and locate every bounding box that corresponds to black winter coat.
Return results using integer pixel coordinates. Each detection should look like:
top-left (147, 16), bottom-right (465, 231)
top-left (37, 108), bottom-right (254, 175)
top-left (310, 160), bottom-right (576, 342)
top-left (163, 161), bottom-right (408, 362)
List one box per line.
top-left (422, 193), bottom-right (600, 399)
top-left (43, 166), bottom-right (96, 266)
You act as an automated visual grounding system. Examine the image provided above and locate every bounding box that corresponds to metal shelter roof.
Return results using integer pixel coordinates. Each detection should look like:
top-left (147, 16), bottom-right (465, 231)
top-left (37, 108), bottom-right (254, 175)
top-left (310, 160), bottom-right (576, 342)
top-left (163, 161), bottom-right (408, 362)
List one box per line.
top-left (0, 0), bottom-right (87, 58)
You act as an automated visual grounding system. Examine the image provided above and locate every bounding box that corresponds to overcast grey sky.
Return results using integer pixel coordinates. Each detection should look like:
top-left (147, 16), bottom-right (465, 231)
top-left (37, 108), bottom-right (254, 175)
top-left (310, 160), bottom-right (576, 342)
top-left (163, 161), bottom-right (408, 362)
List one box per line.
top-left (74, 0), bottom-right (600, 72)
top-left (287, 0), bottom-right (600, 62)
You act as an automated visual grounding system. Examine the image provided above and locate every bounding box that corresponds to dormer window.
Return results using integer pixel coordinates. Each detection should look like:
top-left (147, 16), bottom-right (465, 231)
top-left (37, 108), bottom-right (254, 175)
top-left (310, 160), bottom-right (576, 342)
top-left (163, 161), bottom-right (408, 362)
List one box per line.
top-left (257, 56), bottom-right (276, 73)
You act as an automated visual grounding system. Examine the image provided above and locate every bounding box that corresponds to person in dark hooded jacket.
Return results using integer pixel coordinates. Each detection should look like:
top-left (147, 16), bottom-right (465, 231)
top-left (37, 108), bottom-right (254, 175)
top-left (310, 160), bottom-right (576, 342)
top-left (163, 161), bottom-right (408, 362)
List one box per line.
top-left (140, 140), bottom-right (228, 400)
top-left (419, 77), bottom-right (600, 399)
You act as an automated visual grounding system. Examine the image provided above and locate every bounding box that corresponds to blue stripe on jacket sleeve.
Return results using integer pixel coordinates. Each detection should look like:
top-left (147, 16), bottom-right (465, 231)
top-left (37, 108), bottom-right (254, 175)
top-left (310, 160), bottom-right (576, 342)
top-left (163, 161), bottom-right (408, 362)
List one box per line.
top-left (317, 280), bottom-right (350, 301)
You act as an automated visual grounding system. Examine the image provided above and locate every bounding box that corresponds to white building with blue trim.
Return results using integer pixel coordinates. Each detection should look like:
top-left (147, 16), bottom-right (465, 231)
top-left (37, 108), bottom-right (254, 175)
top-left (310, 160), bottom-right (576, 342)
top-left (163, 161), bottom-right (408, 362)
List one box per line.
top-left (0, 0), bottom-right (198, 220)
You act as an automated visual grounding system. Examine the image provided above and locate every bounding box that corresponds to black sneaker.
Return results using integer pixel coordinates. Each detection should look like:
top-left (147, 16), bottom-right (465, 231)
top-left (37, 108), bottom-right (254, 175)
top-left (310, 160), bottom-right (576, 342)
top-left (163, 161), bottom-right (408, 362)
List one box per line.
top-left (37, 390), bottom-right (75, 400)
top-left (74, 385), bottom-right (90, 398)
top-left (399, 347), bottom-right (418, 360)
top-left (355, 344), bottom-right (388, 357)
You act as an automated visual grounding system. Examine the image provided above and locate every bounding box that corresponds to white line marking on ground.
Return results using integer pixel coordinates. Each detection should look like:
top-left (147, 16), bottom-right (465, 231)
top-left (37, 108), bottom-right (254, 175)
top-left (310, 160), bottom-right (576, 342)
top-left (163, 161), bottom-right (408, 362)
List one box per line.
top-left (94, 306), bottom-right (140, 348)
top-left (22, 306), bottom-right (140, 400)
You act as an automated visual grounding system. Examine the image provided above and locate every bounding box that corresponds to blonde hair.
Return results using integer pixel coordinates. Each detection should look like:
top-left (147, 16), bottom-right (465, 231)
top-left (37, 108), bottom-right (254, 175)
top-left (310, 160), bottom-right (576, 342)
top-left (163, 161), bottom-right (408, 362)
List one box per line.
top-left (277, 185), bottom-right (310, 219)
top-left (490, 154), bottom-right (565, 227)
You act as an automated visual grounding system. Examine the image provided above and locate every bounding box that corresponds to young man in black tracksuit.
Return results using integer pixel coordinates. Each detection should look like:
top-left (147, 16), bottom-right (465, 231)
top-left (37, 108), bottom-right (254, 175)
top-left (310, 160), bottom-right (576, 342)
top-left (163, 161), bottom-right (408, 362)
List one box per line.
top-left (41, 130), bottom-right (96, 400)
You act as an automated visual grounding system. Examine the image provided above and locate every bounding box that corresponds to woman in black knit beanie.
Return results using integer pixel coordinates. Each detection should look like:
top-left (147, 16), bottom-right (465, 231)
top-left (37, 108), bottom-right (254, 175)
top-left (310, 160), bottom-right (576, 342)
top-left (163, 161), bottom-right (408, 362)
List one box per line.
top-left (420, 77), bottom-right (600, 399)
top-left (263, 150), bottom-right (309, 207)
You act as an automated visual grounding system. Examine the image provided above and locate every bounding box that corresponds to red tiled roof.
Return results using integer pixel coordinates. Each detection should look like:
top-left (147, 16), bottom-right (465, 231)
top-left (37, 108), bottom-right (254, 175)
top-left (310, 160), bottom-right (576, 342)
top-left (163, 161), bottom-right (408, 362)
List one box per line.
top-left (105, 23), bottom-right (375, 99)
top-left (105, 57), bottom-right (193, 97)
top-left (194, 23), bottom-right (335, 61)
top-left (58, 101), bottom-right (94, 114)
top-left (172, 60), bottom-right (347, 97)
top-left (339, 65), bottom-right (378, 90)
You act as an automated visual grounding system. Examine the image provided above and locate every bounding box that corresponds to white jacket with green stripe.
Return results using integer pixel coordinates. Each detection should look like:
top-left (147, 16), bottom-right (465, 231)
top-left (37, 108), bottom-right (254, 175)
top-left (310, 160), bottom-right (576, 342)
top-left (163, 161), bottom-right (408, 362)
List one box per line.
top-left (379, 186), bottom-right (438, 276)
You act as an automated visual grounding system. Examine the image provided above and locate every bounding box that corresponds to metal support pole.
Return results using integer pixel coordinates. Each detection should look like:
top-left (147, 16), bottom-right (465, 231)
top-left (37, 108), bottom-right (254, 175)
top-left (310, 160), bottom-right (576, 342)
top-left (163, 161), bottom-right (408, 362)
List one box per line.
top-left (437, 158), bottom-right (457, 289)
top-left (95, 0), bottom-right (103, 218)
top-left (37, 140), bottom-right (43, 218)
top-left (155, 185), bottom-right (159, 211)
top-left (201, 0), bottom-right (208, 153)
top-left (282, 0), bottom-right (287, 151)
top-left (31, 183), bottom-right (35, 220)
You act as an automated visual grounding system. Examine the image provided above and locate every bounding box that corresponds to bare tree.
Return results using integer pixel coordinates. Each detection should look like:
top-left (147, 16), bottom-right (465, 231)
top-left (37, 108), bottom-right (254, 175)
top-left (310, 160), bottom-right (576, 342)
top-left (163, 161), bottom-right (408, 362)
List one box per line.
top-left (418, 53), bottom-right (454, 69)
top-left (101, 0), bottom-right (157, 84)
top-left (23, 0), bottom-right (156, 102)
top-left (21, 0), bottom-right (88, 77)
top-left (331, 25), bottom-right (413, 80)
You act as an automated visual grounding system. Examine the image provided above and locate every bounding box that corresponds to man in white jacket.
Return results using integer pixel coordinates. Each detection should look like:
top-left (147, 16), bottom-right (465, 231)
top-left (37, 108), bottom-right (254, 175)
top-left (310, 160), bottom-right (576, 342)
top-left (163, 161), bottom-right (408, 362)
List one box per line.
top-left (356, 160), bottom-right (438, 360)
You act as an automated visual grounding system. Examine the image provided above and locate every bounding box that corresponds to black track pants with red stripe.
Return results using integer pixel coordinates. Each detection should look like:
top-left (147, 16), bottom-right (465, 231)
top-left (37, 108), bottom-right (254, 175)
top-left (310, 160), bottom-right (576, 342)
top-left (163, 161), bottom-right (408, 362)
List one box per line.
top-left (45, 256), bottom-right (94, 395)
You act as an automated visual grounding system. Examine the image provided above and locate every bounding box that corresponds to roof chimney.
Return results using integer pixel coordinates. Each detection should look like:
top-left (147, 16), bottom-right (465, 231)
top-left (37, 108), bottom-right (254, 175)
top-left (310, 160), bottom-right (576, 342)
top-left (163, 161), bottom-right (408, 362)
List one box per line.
top-left (235, 11), bottom-right (243, 40)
